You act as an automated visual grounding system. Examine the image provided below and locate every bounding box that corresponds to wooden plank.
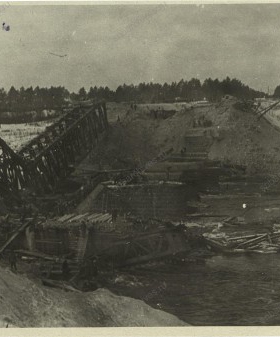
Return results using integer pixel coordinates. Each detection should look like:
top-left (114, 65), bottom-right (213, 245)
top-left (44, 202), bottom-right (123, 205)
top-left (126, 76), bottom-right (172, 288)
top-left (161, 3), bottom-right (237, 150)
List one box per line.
top-left (92, 214), bottom-right (105, 222)
top-left (75, 166), bottom-right (133, 173)
top-left (104, 214), bottom-right (113, 221)
top-left (58, 214), bottom-right (73, 222)
top-left (61, 214), bottom-right (76, 223)
top-left (86, 213), bottom-right (101, 221)
top-left (69, 213), bottom-right (89, 223)
top-left (87, 213), bottom-right (104, 221)
top-left (35, 240), bottom-right (63, 245)
top-left (0, 220), bottom-right (33, 254)
top-left (15, 249), bottom-right (59, 261)
top-left (96, 213), bottom-right (111, 222)
top-left (236, 234), bottom-right (267, 248)
top-left (228, 234), bottom-right (264, 241)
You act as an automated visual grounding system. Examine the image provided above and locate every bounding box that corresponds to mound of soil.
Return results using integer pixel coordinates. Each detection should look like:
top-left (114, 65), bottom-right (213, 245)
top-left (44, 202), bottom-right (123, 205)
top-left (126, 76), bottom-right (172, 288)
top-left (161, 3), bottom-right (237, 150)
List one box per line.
top-left (86, 98), bottom-right (280, 175)
top-left (208, 101), bottom-right (280, 174)
top-left (0, 266), bottom-right (187, 327)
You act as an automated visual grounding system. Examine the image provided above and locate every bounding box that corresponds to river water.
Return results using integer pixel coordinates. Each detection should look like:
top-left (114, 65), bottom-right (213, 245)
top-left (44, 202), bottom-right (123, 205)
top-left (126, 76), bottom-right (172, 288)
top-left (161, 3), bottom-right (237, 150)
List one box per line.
top-left (107, 253), bottom-right (280, 325)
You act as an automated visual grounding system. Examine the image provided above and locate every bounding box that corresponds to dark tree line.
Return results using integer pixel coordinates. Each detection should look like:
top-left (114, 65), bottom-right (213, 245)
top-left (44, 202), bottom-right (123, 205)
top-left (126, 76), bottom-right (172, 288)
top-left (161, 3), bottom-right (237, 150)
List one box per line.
top-left (0, 86), bottom-right (69, 112)
top-left (0, 77), bottom-right (266, 114)
top-left (77, 77), bottom-right (266, 103)
top-left (111, 77), bottom-right (266, 103)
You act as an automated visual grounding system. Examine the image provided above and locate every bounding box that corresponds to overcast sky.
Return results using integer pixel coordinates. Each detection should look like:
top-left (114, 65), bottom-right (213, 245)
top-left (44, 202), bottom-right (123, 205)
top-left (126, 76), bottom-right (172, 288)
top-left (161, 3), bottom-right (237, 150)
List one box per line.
top-left (0, 3), bottom-right (280, 92)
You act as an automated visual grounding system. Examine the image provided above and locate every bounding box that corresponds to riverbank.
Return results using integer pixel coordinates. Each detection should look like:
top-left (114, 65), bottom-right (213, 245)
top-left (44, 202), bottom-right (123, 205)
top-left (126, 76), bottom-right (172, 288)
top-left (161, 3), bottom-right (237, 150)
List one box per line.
top-left (0, 265), bottom-right (188, 327)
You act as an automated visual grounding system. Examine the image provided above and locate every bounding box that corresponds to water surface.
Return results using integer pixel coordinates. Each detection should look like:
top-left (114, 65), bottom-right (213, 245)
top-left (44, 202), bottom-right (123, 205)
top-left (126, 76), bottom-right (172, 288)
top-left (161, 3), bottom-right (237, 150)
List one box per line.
top-left (108, 254), bottom-right (280, 325)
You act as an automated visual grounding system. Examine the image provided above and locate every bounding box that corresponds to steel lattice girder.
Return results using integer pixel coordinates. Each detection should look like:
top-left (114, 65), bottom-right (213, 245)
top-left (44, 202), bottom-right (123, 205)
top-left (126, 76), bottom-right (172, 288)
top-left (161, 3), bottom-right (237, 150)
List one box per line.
top-left (0, 102), bottom-right (108, 193)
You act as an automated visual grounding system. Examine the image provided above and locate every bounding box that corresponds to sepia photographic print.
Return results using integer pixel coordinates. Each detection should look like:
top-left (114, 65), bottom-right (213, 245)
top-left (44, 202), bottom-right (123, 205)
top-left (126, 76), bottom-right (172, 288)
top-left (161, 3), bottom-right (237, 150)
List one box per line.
top-left (1, 1), bottom-right (280, 333)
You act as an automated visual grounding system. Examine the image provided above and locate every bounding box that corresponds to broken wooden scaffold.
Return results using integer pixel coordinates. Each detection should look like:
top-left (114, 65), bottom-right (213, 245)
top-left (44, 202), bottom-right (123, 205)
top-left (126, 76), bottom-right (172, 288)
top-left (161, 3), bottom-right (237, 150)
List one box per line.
top-left (0, 101), bottom-right (108, 194)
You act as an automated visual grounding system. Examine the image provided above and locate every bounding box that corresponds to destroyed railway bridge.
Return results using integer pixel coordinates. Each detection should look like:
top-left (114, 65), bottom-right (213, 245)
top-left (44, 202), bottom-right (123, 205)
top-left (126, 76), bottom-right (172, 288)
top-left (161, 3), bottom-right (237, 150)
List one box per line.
top-left (0, 102), bottom-right (108, 194)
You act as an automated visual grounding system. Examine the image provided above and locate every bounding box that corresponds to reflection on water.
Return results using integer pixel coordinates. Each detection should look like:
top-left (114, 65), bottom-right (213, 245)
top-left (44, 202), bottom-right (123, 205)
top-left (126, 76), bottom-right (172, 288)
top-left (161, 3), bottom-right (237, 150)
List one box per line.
top-left (109, 254), bottom-right (280, 325)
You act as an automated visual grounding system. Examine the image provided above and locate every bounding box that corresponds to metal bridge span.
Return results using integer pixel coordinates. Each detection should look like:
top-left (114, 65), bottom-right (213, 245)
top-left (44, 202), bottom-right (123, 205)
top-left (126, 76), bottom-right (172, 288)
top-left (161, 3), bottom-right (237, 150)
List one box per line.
top-left (0, 102), bottom-right (108, 194)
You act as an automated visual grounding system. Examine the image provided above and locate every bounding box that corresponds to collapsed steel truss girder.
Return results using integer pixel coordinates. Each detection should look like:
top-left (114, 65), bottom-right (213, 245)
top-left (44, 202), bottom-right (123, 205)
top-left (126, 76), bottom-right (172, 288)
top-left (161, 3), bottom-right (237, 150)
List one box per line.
top-left (0, 102), bottom-right (108, 193)
top-left (0, 137), bottom-right (28, 192)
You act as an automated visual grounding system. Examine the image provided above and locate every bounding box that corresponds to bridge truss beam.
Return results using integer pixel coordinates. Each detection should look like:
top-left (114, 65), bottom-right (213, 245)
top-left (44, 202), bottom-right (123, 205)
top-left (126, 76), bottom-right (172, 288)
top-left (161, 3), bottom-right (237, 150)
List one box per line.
top-left (0, 102), bottom-right (108, 194)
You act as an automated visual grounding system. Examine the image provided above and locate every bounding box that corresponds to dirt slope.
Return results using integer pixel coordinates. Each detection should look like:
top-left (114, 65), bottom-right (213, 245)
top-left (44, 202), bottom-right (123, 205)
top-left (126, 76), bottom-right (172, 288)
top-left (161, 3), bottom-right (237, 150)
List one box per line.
top-left (0, 266), bottom-right (187, 327)
top-left (90, 99), bottom-right (280, 175)
top-left (208, 101), bottom-right (280, 174)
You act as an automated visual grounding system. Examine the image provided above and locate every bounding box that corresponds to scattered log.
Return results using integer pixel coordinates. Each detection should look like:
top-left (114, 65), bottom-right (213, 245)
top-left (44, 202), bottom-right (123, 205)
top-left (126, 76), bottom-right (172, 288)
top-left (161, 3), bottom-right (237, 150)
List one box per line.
top-left (246, 249), bottom-right (277, 254)
top-left (74, 166), bottom-right (134, 173)
top-left (228, 234), bottom-right (264, 242)
top-left (236, 234), bottom-right (267, 249)
top-left (222, 216), bottom-right (235, 223)
top-left (246, 243), bottom-right (265, 250)
top-left (15, 249), bottom-right (59, 261)
top-left (232, 249), bottom-right (247, 253)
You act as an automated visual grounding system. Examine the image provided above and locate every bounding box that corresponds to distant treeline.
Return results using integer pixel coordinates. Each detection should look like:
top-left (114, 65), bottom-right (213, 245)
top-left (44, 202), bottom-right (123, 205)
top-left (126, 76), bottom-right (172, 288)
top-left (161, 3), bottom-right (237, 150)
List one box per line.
top-left (111, 77), bottom-right (266, 103)
top-left (0, 77), bottom-right (267, 115)
top-left (0, 86), bottom-right (69, 113)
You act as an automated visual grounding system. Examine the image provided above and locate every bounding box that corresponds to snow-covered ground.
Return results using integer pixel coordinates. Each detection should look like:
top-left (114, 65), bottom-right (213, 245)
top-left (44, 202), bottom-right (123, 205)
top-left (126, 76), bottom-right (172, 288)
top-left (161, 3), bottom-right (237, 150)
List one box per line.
top-left (0, 121), bottom-right (53, 152)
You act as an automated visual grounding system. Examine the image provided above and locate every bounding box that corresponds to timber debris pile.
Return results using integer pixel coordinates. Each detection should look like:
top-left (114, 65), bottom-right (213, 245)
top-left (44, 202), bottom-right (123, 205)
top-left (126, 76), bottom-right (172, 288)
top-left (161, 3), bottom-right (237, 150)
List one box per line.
top-left (204, 228), bottom-right (280, 254)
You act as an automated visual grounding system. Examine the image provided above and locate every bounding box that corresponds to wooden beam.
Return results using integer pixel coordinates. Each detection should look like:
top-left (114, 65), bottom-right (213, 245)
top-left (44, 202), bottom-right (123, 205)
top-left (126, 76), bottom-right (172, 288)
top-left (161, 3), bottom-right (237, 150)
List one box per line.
top-left (0, 220), bottom-right (33, 254)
